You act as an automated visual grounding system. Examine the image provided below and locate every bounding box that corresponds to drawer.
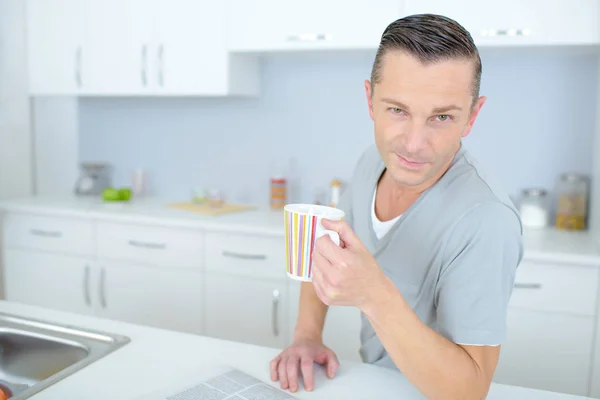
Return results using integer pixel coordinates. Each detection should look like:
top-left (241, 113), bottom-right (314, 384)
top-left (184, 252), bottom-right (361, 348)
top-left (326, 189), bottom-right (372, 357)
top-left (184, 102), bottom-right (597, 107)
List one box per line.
top-left (509, 260), bottom-right (599, 316)
top-left (97, 222), bottom-right (204, 269)
top-left (205, 232), bottom-right (285, 280)
top-left (2, 213), bottom-right (94, 256)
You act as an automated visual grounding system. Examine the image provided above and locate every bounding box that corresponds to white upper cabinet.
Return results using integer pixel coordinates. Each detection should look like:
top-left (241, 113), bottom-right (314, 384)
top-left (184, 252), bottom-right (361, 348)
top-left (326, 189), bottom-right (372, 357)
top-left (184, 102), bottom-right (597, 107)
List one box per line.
top-left (26, 0), bottom-right (85, 95)
top-left (228, 0), bottom-right (405, 52)
top-left (154, 0), bottom-right (246, 96)
top-left (26, 0), bottom-right (258, 96)
top-left (403, 0), bottom-right (600, 47)
top-left (83, 0), bottom-right (155, 95)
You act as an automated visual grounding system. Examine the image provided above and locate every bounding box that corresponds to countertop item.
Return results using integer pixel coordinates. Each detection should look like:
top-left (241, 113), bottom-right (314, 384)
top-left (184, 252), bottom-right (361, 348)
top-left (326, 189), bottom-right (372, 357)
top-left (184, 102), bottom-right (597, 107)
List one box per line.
top-left (0, 300), bottom-right (593, 400)
top-left (1, 196), bottom-right (600, 264)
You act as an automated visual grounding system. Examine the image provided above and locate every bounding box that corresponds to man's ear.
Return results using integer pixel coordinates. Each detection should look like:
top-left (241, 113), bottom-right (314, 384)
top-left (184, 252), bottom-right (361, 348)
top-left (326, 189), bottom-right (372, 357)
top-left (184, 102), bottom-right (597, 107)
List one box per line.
top-left (462, 96), bottom-right (487, 138)
top-left (364, 80), bottom-right (375, 121)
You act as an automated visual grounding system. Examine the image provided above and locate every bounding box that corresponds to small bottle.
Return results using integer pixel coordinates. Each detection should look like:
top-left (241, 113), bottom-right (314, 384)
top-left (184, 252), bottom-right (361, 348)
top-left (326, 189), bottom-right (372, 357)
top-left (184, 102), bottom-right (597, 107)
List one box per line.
top-left (329, 179), bottom-right (343, 208)
top-left (270, 176), bottom-right (287, 210)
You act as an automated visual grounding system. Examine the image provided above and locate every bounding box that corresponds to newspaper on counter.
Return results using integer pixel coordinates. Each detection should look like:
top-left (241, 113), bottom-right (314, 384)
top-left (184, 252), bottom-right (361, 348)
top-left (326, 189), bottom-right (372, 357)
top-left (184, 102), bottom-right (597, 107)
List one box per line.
top-left (135, 365), bottom-right (298, 400)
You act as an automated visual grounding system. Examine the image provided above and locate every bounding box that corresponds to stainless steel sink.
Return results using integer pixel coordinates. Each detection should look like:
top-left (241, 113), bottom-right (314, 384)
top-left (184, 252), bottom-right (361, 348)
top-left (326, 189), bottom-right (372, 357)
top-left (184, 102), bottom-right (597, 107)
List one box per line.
top-left (0, 312), bottom-right (130, 399)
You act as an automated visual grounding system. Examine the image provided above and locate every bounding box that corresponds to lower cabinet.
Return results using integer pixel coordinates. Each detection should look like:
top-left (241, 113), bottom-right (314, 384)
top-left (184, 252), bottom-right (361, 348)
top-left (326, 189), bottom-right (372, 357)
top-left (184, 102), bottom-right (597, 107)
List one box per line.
top-left (204, 273), bottom-right (288, 349)
top-left (288, 281), bottom-right (363, 362)
top-left (95, 262), bottom-right (204, 335)
top-left (4, 249), bottom-right (94, 315)
top-left (3, 248), bottom-right (204, 335)
top-left (493, 308), bottom-right (594, 397)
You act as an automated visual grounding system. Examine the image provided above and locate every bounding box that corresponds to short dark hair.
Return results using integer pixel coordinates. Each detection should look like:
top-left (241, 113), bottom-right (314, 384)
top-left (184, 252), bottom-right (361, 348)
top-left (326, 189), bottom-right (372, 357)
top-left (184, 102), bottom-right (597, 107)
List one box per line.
top-left (370, 14), bottom-right (482, 102)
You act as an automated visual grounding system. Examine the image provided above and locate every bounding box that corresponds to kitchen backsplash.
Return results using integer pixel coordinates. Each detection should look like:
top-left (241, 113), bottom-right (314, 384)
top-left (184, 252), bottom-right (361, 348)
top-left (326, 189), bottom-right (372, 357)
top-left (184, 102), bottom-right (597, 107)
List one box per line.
top-left (79, 49), bottom-right (598, 206)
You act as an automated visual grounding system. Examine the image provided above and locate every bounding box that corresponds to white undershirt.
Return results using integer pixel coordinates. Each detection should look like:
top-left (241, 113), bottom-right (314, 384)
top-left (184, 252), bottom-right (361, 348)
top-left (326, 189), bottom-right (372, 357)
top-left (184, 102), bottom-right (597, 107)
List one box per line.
top-left (371, 187), bottom-right (401, 240)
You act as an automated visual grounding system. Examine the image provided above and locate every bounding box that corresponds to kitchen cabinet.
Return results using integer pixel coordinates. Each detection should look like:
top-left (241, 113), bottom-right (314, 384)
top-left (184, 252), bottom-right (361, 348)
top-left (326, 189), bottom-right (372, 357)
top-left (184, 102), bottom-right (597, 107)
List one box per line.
top-left (288, 281), bottom-right (363, 362)
top-left (205, 273), bottom-right (288, 349)
top-left (26, 0), bottom-right (86, 95)
top-left (492, 260), bottom-right (599, 397)
top-left (3, 249), bottom-right (93, 315)
top-left (95, 262), bottom-right (204, 335)
top-left (403, 0), bottom-right (600, 47)
top-left (26, 0), bottom-right (258, 96)
top-left (227, 0), bottom-right (403, 52)
top-left (494, 309), bottom-right (594, 396)
top-left (83, 0), bottom-right (154, 95)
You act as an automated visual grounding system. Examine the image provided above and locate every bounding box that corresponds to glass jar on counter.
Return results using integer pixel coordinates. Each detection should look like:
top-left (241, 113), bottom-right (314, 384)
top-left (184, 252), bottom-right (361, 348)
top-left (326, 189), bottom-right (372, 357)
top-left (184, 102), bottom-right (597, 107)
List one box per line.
top-left (518, 188), bottom-right (549, 229)
top-left (555, 173), bottom-right (589, 231)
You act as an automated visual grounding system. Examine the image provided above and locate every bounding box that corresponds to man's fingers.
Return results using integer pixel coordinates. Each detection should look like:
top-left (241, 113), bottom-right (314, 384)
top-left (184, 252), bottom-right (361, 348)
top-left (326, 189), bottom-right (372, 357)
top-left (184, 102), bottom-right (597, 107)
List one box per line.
top-left (286, 356), bottom-right (300, 392)
top-left (321, 219), bottom-right (360, 248)
top-left (270, 355), bottom-right (281, 382)
top-left (300, 356), bottom-right (315, 392)
top-left (326, 351), bottom-right (340, 379)
top-left (315, 234), bottom-right (343, 261)
top-left (278, 357), bottom-right (289, 389)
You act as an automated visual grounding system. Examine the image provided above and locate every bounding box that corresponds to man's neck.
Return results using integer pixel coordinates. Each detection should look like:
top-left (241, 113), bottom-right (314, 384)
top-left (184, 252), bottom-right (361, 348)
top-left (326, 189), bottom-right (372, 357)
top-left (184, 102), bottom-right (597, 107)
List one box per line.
top-left (374, 154), bottom-right (456, 221)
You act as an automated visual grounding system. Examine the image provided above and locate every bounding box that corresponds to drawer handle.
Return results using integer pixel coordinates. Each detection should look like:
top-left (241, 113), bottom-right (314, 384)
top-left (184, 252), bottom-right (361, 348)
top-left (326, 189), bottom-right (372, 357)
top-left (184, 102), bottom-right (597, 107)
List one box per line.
top-left (514, 283), bottom-right (542, 289)
top-left (222, 250), bottom-right (267, 260)
top-left (30, 229), bottom-right (63, 238)
top-left (272, 289), bottom-right (280, 337)
top-left (287, 33), bottom-right (332, 42)
top-left (83, 265), bottom-right (91, 307)
top-left (128, 240), bottom-right (166, 250)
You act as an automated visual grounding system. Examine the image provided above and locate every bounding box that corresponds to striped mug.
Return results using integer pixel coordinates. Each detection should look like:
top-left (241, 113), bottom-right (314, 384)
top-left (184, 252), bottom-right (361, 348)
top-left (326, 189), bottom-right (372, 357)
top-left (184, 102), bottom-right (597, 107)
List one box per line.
top-left (284, 204), bottom-right (345, 281)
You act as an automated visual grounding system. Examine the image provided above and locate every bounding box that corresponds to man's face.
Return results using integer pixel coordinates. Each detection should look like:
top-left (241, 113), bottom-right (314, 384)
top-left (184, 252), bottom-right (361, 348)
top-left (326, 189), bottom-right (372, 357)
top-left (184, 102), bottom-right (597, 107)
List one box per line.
top-left (365, 51), bottom-right (486, 188)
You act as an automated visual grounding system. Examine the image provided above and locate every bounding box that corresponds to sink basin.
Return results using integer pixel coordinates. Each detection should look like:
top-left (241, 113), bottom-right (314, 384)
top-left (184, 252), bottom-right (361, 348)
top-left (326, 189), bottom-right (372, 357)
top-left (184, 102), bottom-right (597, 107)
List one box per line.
top-left (0, 312), bottom-right (130, 399)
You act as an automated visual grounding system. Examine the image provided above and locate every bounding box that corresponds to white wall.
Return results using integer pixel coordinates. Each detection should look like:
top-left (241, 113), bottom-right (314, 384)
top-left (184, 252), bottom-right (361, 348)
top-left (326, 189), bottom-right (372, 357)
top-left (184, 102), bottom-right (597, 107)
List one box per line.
top-left (79, 49), bottom-right (598, 208)
top-left (0, 0), bottom-right (32, 199)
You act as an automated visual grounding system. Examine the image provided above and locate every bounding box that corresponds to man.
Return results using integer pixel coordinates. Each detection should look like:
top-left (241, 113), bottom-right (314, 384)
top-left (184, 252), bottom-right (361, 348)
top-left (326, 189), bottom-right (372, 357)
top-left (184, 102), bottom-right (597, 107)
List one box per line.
top-left (270, 13), bottom-right (523, 400)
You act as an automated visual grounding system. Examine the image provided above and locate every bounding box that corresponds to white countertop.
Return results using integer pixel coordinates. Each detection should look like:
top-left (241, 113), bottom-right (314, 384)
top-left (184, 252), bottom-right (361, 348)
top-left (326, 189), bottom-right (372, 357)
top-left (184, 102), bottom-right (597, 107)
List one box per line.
top-left (1, 196), bottom-right (600, 264)
top-left (0, 301), bottom-right (592, 400)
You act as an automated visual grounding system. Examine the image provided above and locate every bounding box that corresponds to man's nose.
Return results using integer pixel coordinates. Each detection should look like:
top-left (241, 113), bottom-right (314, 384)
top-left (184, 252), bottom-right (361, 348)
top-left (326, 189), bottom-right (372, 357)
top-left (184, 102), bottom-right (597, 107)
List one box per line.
top-left (401, 121), bottom-right (427, 154)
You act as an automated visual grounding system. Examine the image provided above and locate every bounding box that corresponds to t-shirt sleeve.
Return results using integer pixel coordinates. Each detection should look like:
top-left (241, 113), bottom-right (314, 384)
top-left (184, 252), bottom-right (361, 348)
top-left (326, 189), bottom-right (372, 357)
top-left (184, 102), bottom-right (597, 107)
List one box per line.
top-left (435, 202), bottom-right (523, 346)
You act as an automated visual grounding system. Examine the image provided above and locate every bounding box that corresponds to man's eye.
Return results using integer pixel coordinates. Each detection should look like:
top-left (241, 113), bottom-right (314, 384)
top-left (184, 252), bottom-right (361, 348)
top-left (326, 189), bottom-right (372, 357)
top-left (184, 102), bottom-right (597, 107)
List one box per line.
top-left (436, 115), bottom-right (451, 122)
top-left (390, 108), bottom-right (404, 114)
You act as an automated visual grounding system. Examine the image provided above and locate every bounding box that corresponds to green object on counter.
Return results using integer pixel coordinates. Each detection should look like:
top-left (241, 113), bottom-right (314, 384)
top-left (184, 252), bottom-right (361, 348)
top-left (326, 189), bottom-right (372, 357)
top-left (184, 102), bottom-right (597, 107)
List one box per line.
top-left (103, 187), bottom-right (133, 202)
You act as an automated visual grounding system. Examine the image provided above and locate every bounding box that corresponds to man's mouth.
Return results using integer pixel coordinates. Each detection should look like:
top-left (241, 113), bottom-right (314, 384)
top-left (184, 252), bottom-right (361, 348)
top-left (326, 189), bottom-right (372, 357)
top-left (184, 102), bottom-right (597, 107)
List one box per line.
top-left (396, 154), bottom-right (427, 169)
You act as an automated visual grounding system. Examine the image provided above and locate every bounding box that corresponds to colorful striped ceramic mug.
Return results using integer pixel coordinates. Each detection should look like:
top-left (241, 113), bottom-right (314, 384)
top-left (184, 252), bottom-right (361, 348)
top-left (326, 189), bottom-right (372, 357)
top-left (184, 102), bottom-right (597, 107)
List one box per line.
top-left (284, 204), bottom-right (345, 281)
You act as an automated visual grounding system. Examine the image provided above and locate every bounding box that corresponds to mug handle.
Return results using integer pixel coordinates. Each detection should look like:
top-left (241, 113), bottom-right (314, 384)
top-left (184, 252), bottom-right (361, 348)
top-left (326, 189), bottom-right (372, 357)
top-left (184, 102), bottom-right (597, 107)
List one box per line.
top-left (315, 223), bottom-right (340, 246)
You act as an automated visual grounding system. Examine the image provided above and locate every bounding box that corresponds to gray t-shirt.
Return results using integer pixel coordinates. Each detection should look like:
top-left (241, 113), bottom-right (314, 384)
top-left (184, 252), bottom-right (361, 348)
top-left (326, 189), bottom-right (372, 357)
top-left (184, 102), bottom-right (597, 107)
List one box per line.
top-left (336, 143), bottom-right (523, 370)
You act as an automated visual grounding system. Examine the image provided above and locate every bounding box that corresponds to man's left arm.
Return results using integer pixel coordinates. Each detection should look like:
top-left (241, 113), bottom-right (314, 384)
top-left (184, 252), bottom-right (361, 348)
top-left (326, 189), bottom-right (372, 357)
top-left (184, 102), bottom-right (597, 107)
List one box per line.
top-left (313, 203), bottom-right (522, 400)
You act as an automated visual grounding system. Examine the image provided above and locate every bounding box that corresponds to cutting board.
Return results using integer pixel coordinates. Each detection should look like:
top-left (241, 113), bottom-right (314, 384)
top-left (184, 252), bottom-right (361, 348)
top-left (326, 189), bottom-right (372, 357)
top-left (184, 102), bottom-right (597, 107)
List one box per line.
top-left (168, 202), bottom-right (256, 216)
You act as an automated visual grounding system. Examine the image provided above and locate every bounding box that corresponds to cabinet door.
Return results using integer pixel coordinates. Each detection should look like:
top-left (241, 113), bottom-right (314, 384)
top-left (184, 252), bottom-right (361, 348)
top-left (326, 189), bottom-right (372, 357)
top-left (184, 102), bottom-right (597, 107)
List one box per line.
top-left (26, 0), bottom-right (85, 95)
top-left (95, 263), bottom-right (204, 335)
top-left (3, 249), bottom-right (92, 315)
top-left (228, 0), bottom-right (403, 52)
top-left (83, 0), bottom-right (155, 95)
top-left (403, 0), bottom-right (600, 47)
top-left (493, 309), bottom-right (594, 396)
top-left (205, 274), bottom-right (287, 348)
top-left (288, 281), bottom-right (362, 362)
top-left (154, 0), bottom-right (228, 95)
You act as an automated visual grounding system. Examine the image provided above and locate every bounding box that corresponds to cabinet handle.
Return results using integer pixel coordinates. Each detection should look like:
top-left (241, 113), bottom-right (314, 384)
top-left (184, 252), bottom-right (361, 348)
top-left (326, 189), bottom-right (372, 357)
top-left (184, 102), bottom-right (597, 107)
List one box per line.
top-left (83, 265), bottom-right (91, 307)
top-left (75, 46), bottom-right (82, 88)
top-left (157, 44), bottom-right (164, 87)
top-left (514, 282), bottom-right (542, 289)
top-left (272, 289), bottom-right (280, 337)
top-left (99, 267), bottom-right (107, 309)
top-left (30, 229), bottom-right (62, 238)
top-left (141, 44), bottom-right (148, 86)
top-left (128, 239), bottom-right (166, 250)
top-left (222, 250), bottom-right (267, 260)
top-left (286, 33), bottom-right (332, 42)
